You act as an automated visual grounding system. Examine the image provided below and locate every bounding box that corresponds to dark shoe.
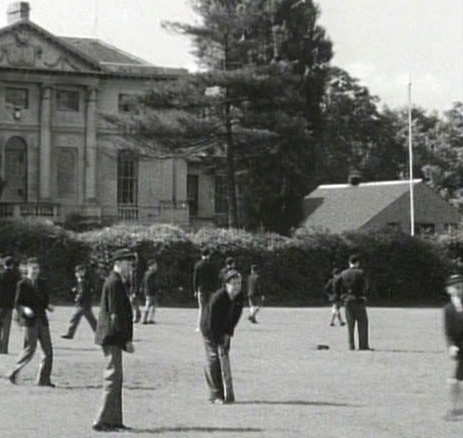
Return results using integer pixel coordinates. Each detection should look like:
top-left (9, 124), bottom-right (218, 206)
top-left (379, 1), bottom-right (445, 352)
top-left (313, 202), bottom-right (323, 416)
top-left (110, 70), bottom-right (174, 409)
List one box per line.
top-left (142, 321), bottom-right (148, 325)
top-left (38, 382), bottom-right (56, 388)
top-left (114, 424), bottom-right (132, 430)
top-left (148, 321), bottom-right (156, 324)
top-left (340, 322), bottom-right (346, 326)
top-left (7, 373), bottom-right (16, 385)
top-left (359, 347), bottom-right (374, 351)
top-left (92, 422), bottom-right (118, 432)
top-left (329, 322), bottom-right (335, 326)
top-left (61, 334), bottom-right (73, 339)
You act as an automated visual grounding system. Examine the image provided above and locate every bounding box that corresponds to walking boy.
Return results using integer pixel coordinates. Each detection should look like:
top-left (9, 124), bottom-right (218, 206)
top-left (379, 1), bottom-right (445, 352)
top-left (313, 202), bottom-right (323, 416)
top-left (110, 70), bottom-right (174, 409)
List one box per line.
top-left (200, 269), bottom-right (244, 404)
top-left (61, 264), bottom-right (97, 339)
top-left (141, 258), bottom-right (158, 324)
top-left (334, 254), bottom-right (371, 350)
top-left (443, 274), bottom-right (463, 419)
top-left (0, 256), bottom-right (21, 353)
top-left (93, 249), bottom-right (135, 432)
top-left (324, 268), bottom-right (346, 327)
top-left (7, 257), bottom-right (55, 387)
top-left (247, 264), bottom-right (264, 324)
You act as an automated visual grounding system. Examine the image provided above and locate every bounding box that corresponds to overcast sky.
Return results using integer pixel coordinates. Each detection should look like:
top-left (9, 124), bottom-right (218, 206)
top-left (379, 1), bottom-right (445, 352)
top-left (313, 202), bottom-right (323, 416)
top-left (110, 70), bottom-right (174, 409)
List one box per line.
top-left (1, 0), bottom-right (462, 113)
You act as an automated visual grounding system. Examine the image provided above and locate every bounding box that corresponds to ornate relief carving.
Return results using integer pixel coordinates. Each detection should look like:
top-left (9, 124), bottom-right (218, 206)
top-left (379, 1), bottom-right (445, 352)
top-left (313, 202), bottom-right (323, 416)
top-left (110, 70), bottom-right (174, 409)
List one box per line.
top-left (0, 30), bottom-right (79, 71)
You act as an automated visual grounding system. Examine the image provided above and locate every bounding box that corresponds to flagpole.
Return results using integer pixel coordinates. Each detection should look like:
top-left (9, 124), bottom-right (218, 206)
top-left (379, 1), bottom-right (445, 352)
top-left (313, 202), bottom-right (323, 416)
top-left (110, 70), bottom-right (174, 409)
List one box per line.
top-left (408, 77), bottom-right (415, 236)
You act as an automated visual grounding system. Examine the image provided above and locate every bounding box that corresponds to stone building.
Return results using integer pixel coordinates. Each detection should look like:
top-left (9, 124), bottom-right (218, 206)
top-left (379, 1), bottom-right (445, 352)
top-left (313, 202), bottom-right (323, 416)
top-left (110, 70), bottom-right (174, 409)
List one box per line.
top-left (0, 2), bottom-right (226, 227)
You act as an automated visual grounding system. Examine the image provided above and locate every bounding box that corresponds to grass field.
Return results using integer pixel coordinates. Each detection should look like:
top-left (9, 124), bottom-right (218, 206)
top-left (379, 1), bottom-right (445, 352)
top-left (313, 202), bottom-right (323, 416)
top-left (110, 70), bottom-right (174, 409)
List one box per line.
top-left (0, 306), bottom-right (462, 438)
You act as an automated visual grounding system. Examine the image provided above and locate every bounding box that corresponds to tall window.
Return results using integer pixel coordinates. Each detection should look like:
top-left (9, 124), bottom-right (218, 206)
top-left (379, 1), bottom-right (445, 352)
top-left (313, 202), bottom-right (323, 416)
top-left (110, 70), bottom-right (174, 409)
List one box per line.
top-left (117, 151), bottom-right (138, 206)
top-left (214, 175), bottom-right (227, 214)
top-left (5, 88), bottom-right (28, 109)
top-left (187, 175), bottom-right (199, 217)
top-left (57, 148), bottom-right (76, 198)
top-left (118, 93), bottom-right (140, 114)
top-left (56, 90), bottom-right (79, 111)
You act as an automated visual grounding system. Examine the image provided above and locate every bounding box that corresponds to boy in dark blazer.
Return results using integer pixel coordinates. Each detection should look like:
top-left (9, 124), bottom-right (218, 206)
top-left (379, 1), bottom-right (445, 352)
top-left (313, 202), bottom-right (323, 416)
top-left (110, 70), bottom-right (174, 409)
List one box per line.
top-left (444, 274), bottom-right (463, 419)
top-left (193, 248), bottom-right (217, 331)
top-left (61, 264), bottom-right (97, 339)
top-left (7, 257), bottom-right (55, 386)
top-left (0, 256), bottom-right (21, 354)
top-left (200, 269), bottom-right (244, 404)
top-left (334, 254), bottom-right (371, 350)
top-left (93, 249), bottom-right (135, 432)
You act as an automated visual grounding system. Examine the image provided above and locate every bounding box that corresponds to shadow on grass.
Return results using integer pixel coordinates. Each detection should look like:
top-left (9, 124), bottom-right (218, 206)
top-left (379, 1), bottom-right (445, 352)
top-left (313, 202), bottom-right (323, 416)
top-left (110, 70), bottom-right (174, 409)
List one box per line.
top-left (60, 384), bottom-right (159, 391)
top-left (54, 347), bottom-right (98, 352)
top-left (236, 400), bottom-right (362, 407)
top-left (376, 349), bottom-right (444, 354)
top-left (128, 426), bottom-right (263, 434)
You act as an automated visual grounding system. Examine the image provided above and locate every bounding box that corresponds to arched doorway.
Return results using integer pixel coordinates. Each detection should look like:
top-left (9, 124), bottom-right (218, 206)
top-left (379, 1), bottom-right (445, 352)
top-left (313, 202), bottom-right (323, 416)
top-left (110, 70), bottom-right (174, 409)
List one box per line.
top-left (3, 136), bottom-right (27, 202)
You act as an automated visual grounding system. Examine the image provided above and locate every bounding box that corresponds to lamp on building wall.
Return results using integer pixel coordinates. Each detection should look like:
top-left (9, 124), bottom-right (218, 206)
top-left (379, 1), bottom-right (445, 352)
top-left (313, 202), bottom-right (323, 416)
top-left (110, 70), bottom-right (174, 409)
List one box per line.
top-left (13, 107), bottom-right (21, 120)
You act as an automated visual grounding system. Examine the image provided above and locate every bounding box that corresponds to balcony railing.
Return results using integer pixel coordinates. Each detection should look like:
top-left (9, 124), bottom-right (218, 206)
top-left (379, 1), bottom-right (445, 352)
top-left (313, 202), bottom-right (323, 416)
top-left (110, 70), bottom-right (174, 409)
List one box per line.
top-left (0, 202), bottom-right (61, 220)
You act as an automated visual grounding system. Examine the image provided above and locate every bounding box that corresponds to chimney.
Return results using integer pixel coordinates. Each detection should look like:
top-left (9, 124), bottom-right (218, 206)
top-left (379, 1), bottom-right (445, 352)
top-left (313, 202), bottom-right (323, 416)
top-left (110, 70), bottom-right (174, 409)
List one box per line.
top-left (348, 169), bottom-right (362, 186)
top-left (7, 2), bottom-right (30, 24)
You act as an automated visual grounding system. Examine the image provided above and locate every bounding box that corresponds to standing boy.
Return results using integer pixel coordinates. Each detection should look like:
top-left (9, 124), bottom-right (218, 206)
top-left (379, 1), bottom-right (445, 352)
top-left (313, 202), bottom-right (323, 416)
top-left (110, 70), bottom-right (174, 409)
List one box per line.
top-left (443, 274), bottom-right (463, 419)
top-left (0, 256), bottom-right (21, 353)
top-left (93, 249), bottom-right (135, 432)
top-left (61, 264), bottom-right (97, 339)
top-left (193, 248), bottom-right (217, 331)
top-left (7, 257), bottom-right (55, 386)
top-left (141, 258), bottom-right (158, 324)
top-left (200, 270), bottom-right (244, 404)
top-left (247, 265), bottom-right (264, 324)
top-left (334, 254), bottom-right (371, 350)
top-left (219, 257), bottom-right (236, 286)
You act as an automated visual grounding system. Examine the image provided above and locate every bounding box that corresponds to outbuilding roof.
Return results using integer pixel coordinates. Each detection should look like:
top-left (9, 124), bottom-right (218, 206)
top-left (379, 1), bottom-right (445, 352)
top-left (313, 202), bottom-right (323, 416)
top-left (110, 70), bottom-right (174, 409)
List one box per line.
top-left (302, 179), bottom-right (422, 233)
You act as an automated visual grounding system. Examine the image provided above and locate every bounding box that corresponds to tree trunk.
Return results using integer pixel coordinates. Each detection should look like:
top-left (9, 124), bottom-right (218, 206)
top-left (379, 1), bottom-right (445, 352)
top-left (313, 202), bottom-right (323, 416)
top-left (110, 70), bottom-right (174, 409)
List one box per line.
top-left (223, 32), bottom-right (239, 228)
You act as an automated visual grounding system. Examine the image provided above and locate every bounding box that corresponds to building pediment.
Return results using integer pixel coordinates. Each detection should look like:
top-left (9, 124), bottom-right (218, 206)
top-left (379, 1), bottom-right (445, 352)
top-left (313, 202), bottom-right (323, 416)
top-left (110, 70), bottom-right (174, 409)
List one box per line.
top-left (0, 21), bottom-right (101, 73)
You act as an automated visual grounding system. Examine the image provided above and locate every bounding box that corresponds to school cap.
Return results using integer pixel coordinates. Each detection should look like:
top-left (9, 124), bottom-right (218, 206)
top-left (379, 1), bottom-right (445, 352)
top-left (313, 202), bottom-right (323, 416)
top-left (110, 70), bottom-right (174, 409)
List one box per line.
top-left (75, 264), bottom-right (86, 272)
top-left (226, 257), bottom-right (235, 265)
top-left (224, 269), bottom-right (241, 283)
top-left (26, 257), bottom-right (39, 265)
top-left (446, 274), bottom-right (463, 287)
top-left (112, 249), bottom-right (136, 263)
top-left (4, 256), bottom-right (14, 267)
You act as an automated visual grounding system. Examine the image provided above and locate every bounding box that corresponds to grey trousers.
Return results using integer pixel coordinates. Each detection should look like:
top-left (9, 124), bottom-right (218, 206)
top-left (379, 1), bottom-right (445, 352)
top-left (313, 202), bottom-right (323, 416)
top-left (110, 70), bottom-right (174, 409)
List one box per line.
top-left (203, 336), bottom-right (235, 402)
top-left (345, 300), bottom-right (369, 350)
top-left (95, 345), bottom-right (123, 426)
top-left (9, 319), bottom-right (53, 384)
top-left (64, 306), bottom-right (97, 337)
top-left (0, 308), bottom-right (13, 354)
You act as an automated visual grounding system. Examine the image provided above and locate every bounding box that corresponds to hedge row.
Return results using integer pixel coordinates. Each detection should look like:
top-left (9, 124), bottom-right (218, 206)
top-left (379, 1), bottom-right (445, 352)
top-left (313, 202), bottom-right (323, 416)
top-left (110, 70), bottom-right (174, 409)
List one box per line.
top-left (0, 220), bottom-right (458, 306)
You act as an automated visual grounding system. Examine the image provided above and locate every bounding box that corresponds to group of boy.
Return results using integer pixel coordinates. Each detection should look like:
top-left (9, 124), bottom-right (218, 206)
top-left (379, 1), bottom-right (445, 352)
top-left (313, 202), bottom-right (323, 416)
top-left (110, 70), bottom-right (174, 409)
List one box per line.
top-left (2, 249), bottom-right (463, 426)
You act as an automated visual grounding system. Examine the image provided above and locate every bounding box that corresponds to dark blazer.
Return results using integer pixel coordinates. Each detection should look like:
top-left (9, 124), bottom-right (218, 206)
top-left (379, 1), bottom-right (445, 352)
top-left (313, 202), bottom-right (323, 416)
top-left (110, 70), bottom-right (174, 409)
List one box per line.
top-left (247, 273), bottom-right (260, 298)
top-left (193, 258), bottom-right (217, 293)
top-left (200, 287), bottom-right (244, 344)
top-left (444, 302), bottom-right (463, 357)
top-left (15, 277), bottom-right (50, 327)
top-left (141, 269), bottom-right (157, 298)
top-left (334, 267), bottom-right (368, 302)
top-left (95, 271), bottom-right (133, 349)
top-left (73, 279), bottom-right (93, 308)
top-left (0, 268), bottom-right (21, 309)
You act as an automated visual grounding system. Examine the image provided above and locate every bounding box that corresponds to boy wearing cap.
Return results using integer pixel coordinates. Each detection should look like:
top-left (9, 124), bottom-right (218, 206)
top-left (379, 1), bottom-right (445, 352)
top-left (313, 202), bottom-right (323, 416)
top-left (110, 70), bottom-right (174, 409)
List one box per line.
top-left (61, 264), bottom-right (97, 339)
top-left (0, 256), bottom-right (21, 353)
top-left (93, 249), bottom-right (135, 432)
top-left (7, 257), bottom-right (55, 387)
top-left (141, 258), bottom-right (158, 324)
top-left (200, 269), bottom-right (244, 404)
top-left (444, 274), bottom-right (463, 419)
top-left (219, 257), bottom-right (236, 286)
top-left (193, 248), bottom-right (218, 331)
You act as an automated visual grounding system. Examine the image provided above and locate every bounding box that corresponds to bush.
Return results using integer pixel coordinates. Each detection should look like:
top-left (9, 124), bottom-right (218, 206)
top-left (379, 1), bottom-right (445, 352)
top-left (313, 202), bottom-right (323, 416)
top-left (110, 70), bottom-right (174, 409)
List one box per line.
top-left (0, 220), bottom-right (456, 306)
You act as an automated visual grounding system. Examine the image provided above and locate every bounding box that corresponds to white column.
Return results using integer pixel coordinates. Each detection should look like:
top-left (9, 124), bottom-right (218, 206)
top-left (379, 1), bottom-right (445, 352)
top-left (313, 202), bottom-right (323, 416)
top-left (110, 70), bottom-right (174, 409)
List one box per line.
top-left (85, 87), bottom-right (97, 201)
top-left (39, 84), bottom-right (52, 200)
